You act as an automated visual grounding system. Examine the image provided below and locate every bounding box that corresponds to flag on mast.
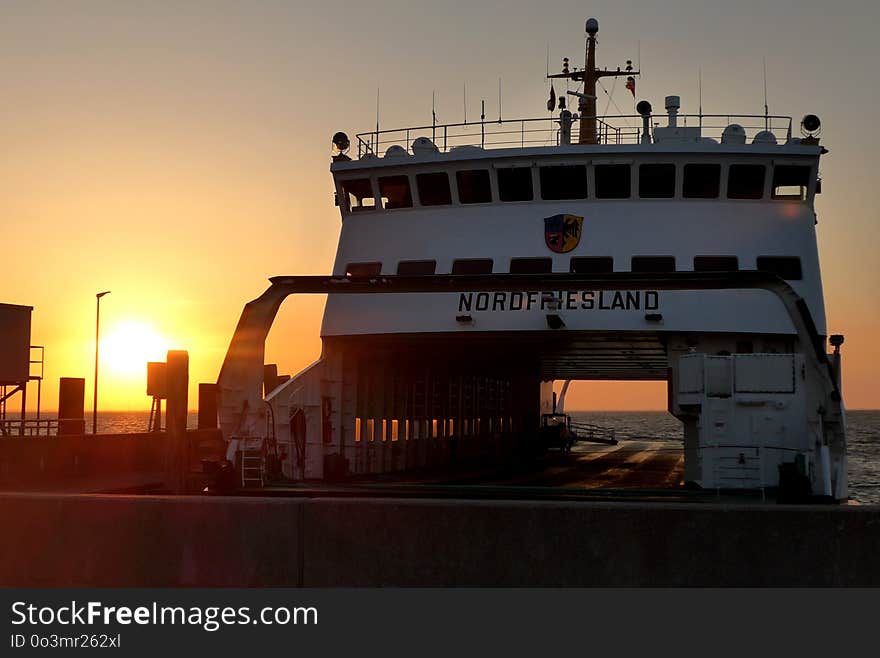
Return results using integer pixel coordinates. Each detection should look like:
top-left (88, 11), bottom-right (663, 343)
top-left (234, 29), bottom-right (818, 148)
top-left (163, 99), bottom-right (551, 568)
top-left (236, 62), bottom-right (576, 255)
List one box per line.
top-left (625, 76), bottom-right (636, 97)
top-left (547, 84), bottom-right (556, 112)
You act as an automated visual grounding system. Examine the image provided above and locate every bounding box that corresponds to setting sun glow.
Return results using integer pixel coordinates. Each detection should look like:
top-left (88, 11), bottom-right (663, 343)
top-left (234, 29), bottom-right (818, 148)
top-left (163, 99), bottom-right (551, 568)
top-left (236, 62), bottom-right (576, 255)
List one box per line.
top-left (100, 321), bottom-right (169, 378)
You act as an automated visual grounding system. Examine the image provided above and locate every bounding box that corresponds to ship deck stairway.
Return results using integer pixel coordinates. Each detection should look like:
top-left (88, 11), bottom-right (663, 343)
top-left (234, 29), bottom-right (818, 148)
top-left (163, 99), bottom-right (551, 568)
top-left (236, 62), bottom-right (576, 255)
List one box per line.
top-left (238, 438), bottom-right (265, 488)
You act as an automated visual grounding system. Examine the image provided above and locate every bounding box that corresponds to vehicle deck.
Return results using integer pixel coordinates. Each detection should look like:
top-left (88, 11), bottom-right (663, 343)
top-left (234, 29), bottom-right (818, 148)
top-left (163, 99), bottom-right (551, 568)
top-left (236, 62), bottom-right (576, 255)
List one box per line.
top-left (251, 439), bottom-right (775, 503)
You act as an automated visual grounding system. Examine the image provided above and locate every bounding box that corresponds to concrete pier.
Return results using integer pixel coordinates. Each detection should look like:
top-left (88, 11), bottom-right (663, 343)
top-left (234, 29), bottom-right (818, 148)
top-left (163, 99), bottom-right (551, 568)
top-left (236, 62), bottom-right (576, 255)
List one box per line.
top-left (0, 429), bottom-right (225, 493)
top-left (0, 492), bottom-right (877, 587)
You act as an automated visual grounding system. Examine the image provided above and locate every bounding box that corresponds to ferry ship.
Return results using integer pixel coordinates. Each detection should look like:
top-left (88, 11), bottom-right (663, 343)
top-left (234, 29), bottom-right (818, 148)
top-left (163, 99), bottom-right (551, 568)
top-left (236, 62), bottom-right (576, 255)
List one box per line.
top-left (216, 18), bottom-right (847, 500)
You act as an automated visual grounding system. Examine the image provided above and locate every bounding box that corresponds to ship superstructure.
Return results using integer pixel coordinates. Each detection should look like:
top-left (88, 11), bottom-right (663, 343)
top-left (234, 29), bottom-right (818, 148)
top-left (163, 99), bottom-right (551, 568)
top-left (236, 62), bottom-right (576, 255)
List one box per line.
top-left (217, 19), bottom-right (847, 499)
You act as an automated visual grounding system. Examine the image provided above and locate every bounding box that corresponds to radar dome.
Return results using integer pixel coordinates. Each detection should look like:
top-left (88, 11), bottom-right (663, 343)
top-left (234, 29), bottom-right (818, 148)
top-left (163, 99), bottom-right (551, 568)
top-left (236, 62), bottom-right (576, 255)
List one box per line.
top-left (411, 137), bottom-right (439, 155)
top-left (384, 145), bottom-right (409, 158)
top-left (586, 18), bottom-right (599, 35)
top-left (752, 130), bottom-right (778, 145)
top-left (721, 124), bottom-right (747, 145)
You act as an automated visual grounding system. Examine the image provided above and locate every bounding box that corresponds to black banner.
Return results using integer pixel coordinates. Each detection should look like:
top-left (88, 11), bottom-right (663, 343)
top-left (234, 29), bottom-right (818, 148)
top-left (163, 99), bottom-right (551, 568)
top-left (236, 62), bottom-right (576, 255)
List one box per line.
top-left (1, 589), bottom-right (876, 656)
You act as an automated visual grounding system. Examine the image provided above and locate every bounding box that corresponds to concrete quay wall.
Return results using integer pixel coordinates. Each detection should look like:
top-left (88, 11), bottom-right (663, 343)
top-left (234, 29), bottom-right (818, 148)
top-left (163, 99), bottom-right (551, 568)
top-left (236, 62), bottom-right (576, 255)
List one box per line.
top-left (0, 494), bottom-right (878, 587)
top-left (0, 430), bottom-right (224, 492)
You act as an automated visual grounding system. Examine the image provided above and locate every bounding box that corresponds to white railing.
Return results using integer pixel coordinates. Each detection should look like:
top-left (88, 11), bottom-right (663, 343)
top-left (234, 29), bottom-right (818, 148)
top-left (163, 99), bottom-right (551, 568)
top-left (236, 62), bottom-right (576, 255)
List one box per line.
top-left (570, 421), bottom-right (617, 444)
top-left (355, 114), bottom-right (794, 158)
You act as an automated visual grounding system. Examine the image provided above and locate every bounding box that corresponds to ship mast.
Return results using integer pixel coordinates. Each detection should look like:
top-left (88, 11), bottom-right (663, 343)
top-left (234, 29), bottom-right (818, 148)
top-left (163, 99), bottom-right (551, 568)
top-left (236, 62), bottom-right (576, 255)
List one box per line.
top-left (548, 18), bottom-right (639, 144)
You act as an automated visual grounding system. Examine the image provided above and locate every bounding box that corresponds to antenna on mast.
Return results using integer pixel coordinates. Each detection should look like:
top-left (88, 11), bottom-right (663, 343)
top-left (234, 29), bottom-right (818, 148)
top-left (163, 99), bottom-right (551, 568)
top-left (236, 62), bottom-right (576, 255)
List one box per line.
top-left (432, 90), bottom-right (437, 141)
top-left (498, 78), bottom-right (502, 122)
top-left (464, 83), bottom-right (467, 124)
top-left (481, 99), bottom-right (486, 147)
top-left (547, 18), bottom-right (640, 144)
top-left (699, 68), bottom-right (703, 130)
top-left (375, 87), bottom-right (380, 153)
top-left (762, 57), bottom-right (769, 130)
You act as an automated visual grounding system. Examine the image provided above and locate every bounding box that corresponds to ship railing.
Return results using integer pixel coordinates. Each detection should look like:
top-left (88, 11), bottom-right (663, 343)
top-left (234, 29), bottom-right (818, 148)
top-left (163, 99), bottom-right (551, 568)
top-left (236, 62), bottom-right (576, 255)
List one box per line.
top-left (569, 421), bottom-right (616, 443)
top-left (354, 114), bottom-right (793, 158)
top-left (0, 418), bottom-right (59, 437)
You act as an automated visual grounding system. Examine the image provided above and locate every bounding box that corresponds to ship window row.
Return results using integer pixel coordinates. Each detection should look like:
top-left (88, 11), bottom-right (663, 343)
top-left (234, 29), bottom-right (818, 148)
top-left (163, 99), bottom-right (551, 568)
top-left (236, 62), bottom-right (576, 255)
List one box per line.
top-left (345, 256), bottom-right (803, 280)
top-left (340, 164), bottom-right (814, 211)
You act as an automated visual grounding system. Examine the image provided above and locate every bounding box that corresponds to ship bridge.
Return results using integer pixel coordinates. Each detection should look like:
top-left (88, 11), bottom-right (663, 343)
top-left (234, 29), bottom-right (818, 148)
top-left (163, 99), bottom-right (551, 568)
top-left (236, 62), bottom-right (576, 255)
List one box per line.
top-left (326, 105), bottom-right (827, 340)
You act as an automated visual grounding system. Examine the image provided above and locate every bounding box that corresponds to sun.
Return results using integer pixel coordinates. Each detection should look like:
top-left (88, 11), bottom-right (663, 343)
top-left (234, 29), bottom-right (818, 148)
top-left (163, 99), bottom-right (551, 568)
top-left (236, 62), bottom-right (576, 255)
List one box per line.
top-left (100, 320), bottom-right (169, 378)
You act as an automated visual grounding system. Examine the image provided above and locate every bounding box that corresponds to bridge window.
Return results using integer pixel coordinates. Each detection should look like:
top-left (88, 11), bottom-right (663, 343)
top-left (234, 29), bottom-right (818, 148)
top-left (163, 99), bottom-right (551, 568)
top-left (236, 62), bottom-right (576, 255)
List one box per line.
top-left (510, 257), bottom-right (552, 274)
top-left (694, 256), bottom-right (739, 271)
top-left (540, 165), bottom-right (588, 200)
top-left (397, 260), bottom-right (437, 275)
top-left (378, 175), bottom-right (413, 209)
top-left (772, 165), bottom-right (811, 200)
top-left (683, 164), bottom-right (721, 198)
top-left (639, 164), bottom-right (676, 198)
top-left (570, 257), bottom-right (613, 273)
top-left (631, 256), bottom-right (675, 273)
top-left (452, 258), bottom-right (493, 275)
top-left (727, 164), bottom-right (766, 199)
top-left (346, 262), bottom-right (382, 277)
top-left (756, 256), bottom-right (802, 280)
top-left (416, 172), bottom-right (452, 206)
top-left (340, 178), bottom-right (375, 212)
top-left (497, 167), bottom-right (534, 202)
top-left (594, 164), bottom-right (631, 199)
top-left (456, 169), bottom-right (492, 204)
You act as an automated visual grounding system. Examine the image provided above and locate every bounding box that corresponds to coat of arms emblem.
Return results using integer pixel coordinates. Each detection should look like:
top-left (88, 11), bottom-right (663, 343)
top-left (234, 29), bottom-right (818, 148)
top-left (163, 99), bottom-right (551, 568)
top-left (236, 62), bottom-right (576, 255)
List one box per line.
top-left (544, 214), bottom-right (583, 253)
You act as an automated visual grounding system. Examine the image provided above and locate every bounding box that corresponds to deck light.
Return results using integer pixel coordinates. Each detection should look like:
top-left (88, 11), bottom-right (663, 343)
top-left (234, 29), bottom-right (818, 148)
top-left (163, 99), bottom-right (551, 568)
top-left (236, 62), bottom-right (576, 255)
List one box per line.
top-left (801, 114), bottom-right (821, 136)
top-left (332, 131), bottom-right (350, 153)
top-left (637, 101), bottom-right (653, 144)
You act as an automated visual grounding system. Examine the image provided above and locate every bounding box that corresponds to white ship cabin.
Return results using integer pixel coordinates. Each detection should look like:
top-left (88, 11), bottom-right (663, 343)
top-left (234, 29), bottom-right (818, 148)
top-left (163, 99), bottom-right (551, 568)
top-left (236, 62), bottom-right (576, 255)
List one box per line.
top-left (218, 19), bottom-right (846, 500)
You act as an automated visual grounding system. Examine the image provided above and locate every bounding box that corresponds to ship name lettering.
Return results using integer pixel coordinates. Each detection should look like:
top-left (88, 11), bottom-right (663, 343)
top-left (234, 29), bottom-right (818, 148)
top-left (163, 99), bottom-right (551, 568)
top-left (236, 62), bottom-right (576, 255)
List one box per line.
top-left (457, 291), bottom-right (659, 312)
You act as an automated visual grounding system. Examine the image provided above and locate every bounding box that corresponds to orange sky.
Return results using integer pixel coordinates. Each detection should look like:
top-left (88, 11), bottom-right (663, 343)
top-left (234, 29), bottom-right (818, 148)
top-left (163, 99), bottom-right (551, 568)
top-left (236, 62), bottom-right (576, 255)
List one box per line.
top-left (2, 1), bottom-right (878, 412)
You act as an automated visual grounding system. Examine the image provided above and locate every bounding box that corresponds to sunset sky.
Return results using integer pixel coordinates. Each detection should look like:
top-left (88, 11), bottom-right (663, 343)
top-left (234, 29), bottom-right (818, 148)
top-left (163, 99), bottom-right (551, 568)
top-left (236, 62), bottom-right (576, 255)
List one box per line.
top-left (2, 0), bottom-right (878, 412)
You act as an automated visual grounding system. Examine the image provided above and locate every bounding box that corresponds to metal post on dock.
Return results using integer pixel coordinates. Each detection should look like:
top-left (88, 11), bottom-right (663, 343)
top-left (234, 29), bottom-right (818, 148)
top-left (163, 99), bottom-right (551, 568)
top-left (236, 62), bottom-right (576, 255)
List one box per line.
top-left (164, 350), bottom-right (189, 494)
top-left (92, 291), bottom-right (110, 434)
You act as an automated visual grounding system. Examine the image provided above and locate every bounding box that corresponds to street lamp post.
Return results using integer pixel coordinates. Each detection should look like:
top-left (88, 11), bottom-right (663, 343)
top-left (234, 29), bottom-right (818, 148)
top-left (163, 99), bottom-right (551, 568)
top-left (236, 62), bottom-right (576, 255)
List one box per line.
top-left (93, 291), bottom-right (110, 434)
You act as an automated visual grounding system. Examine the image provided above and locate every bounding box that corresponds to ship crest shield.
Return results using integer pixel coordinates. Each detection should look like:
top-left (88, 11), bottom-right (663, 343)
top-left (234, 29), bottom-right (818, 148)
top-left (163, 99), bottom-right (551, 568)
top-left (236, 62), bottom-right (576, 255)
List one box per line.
top-left (544, 214), bottom-right (583, 253)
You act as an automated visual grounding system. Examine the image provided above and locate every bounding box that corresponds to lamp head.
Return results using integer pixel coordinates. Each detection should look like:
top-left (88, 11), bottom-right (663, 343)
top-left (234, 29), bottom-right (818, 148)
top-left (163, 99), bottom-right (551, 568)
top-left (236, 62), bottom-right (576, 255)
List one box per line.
top-left (801, 114), bottom-right (821, 136)
top-left (332, 131), bottom-right (350, 154)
